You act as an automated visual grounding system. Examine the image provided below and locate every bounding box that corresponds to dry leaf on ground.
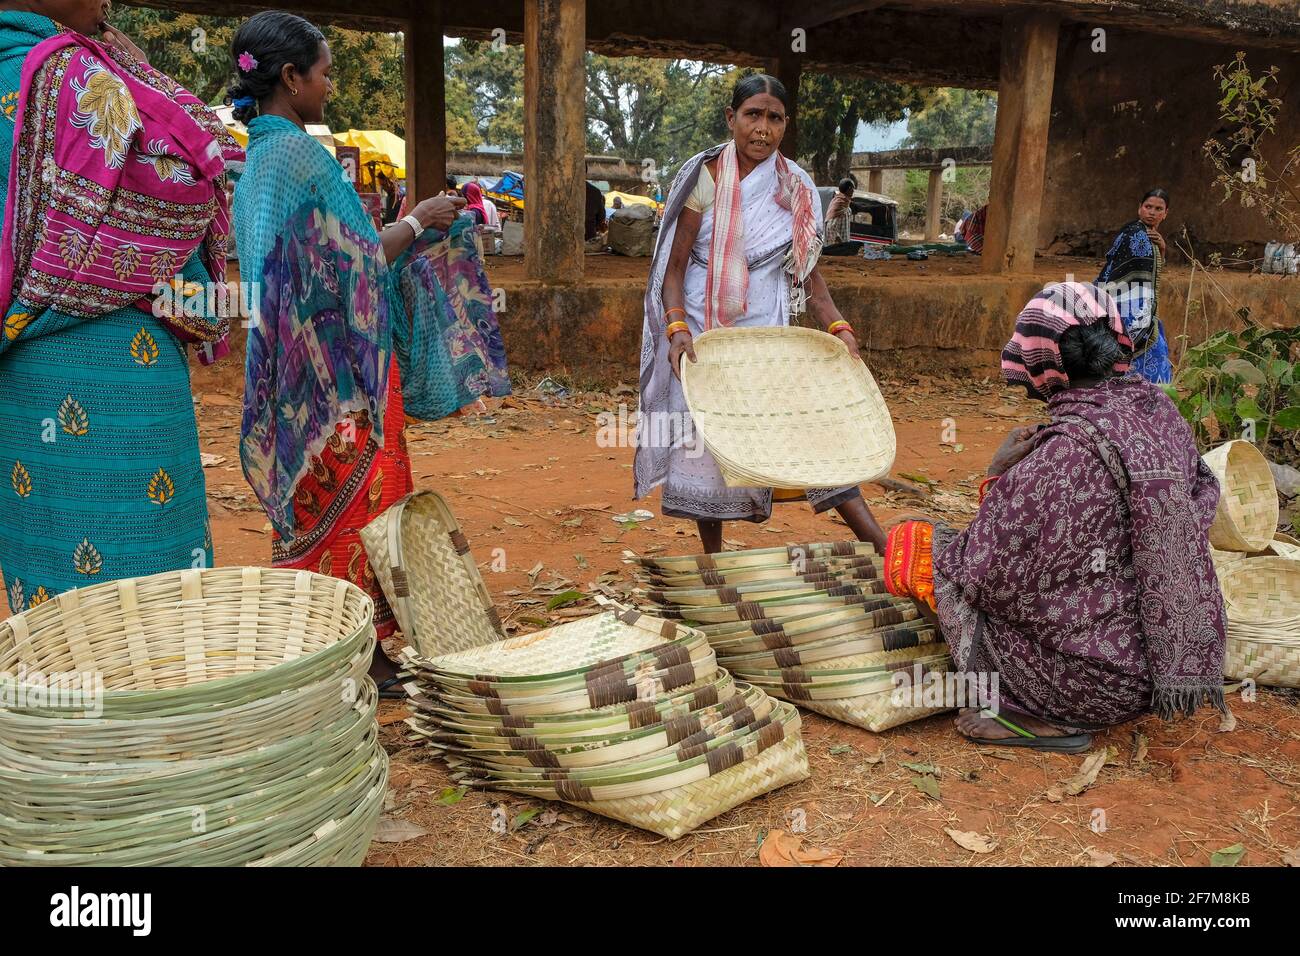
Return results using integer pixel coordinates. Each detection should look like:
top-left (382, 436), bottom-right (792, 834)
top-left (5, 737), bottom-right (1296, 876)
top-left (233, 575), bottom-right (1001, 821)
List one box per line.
top-left (1086, 849), bottom-right (1117, 867)
top-left (371, 817), bottom-right (429, 843)
top-left (759, 829), bottom-right (843, 867)
top-left (945, 828), bottom-right (997, 854)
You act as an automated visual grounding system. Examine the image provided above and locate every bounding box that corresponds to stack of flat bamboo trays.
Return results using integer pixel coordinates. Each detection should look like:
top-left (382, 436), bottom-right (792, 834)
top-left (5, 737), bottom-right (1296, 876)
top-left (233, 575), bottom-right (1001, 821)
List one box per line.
top-left (0, 567), bottom-right (387, 866)
top-left (365, 492), bottom-right (809, 839)
top-left (680, 326), bottom-right (897, 489)
top-left (635, 542), bottom-right (953, 732)
top-left (402, 607), bottom-right (809, 839)
top-left (1200, 441), bottom-right (1300, 687)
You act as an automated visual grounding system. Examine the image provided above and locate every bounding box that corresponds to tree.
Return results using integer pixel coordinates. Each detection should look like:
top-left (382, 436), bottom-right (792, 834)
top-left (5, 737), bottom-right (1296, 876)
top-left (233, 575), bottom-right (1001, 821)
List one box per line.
top-left (585, 55), bottom-right (733, 173)
top-left (445, 40), bottom-right (525, 150)
top-left (798, 73), bottom-right (932, 184)
top-left (902, 88), bottom-right (997, 148)
top-left (112, 9), bottom-right (238, 104)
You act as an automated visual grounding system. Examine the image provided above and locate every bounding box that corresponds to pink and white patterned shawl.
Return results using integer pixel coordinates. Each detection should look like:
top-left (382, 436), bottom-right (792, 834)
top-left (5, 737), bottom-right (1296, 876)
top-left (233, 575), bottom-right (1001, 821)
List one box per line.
top-left (0, 31), bottom-right (242, 363)
top-left (704, 141), bottom-right (820, 329)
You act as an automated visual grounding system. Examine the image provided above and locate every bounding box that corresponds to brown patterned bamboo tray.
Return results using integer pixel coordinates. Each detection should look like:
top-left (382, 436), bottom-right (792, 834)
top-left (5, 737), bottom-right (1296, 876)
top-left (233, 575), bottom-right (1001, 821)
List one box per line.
top-left (402, 604), bottom-right (810, 839)
top-left (360, 490), bottom-right (503, 657)
top-left (643, 568), bottom-right (881, 607)
top-left (651, 580), bottom-right (891, 624)
top-left (1202, 441), bottom-right (1279, 553)
top-left (636, 541), bottom-right (876, 575)
top-left (1219, 557), bottom-right (1300, 687)
top-left (680, 326), bottom-right (896, 488)
top-left (641, 556), bottom-right (882, 589)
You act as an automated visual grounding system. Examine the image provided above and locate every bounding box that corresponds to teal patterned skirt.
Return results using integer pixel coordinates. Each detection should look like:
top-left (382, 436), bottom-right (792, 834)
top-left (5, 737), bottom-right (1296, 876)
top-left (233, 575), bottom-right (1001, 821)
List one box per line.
top-left (0, 305), bottom-right (212, 613)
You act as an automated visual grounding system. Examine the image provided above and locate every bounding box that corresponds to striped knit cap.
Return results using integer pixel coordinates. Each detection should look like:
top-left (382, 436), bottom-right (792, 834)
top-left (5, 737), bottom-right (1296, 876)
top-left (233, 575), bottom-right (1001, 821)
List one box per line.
top-left (1001, 281), bottom-right (1133, 400)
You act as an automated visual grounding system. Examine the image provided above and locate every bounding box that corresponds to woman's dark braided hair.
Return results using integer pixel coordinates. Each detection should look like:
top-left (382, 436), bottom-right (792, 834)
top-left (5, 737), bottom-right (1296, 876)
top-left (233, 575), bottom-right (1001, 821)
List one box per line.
top-left (1059, 321), bottom-right (1127, 382)
top-left (227, 11), bottom-right (325, 124)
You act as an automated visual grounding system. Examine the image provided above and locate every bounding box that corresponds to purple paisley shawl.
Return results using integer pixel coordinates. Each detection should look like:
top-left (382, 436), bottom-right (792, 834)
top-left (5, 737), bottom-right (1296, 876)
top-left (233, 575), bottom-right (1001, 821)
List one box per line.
top-left (933, 375), bottom-right (1226, 727)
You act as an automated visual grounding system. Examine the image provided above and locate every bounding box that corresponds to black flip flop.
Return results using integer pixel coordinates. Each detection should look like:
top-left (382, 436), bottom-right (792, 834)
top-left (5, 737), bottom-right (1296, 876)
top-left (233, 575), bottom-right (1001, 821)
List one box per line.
top-left (963, 711), bottom-right (1093, 753)
top-left (376, 677), bottom-right (406, 700)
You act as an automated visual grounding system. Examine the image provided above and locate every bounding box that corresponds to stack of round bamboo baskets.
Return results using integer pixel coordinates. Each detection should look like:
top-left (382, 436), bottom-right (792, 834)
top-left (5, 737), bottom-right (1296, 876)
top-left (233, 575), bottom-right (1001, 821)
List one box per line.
top-left (635, 542), bottom-right (954, 732)
top-left (0, 567), bottom-right (388, 865)
top-left (1201, 441), bottom-right (1299, 687)
top-left (401, 605), bottom-right (809, 839)
top-left (680, 326), bottom-right (897, 488)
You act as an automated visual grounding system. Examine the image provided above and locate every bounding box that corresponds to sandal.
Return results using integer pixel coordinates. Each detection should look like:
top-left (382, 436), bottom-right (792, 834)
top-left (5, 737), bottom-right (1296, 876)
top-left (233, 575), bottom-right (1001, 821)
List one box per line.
top-left (962, 710), bottom-right (1093, 754)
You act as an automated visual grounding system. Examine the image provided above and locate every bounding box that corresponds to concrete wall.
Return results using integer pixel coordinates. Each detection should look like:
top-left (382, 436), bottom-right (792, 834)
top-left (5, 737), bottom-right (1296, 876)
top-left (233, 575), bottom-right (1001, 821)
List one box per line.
top-left (1042, 22), bottom-right (1300, 257)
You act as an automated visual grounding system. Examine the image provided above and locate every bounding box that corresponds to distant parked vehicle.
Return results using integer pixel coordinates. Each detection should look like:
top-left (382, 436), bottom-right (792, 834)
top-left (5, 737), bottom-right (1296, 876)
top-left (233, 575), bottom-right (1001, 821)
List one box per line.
top-left (816, 187), bottom-right (899, 253)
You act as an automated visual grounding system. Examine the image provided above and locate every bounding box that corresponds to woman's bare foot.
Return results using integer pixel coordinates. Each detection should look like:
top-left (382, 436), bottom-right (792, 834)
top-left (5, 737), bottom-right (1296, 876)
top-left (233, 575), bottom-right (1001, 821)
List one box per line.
top-left (954, 708), bottom-right (1072, 740)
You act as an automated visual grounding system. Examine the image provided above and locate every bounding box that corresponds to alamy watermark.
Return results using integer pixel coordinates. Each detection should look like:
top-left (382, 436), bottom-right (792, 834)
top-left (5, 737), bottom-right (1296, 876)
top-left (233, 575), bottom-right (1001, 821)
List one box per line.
top-left (597, 404), bottom-right (704, 457)
top-left (1, 665), bottom-right (104, 717)
top-left (890, 662), bottom-right (1000, 712)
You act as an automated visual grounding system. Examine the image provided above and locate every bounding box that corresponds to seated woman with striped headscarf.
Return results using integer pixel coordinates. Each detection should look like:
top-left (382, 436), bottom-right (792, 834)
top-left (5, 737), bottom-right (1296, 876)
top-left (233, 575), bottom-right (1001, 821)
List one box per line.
top-left (857, 282), bottom-right (1227, 751)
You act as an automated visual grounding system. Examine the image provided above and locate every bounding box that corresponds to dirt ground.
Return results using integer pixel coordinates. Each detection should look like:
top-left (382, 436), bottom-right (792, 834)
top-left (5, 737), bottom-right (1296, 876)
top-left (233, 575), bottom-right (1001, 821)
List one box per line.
top-left (186, 372), bottom-right (1300, 868)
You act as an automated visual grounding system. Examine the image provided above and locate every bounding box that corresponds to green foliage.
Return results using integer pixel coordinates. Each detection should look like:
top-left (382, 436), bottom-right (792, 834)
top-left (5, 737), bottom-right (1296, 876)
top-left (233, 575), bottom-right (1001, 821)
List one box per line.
top-left (111, 8), bottom-right (238, 104)
top-left (902, 89), bottom-right (997, 148)
top-left (898, 166), bottom-right (990, 233)
top-left (446, 40), bottom-right (524, 150)
top-left (1165, 325), bottom-right (1300, 461)
top-left (585, 56), bottom-right (733, 172)
top-left (1203, 53), bottom-right (1297, 240)
top-left (798, 74), bottom-right (932, 183)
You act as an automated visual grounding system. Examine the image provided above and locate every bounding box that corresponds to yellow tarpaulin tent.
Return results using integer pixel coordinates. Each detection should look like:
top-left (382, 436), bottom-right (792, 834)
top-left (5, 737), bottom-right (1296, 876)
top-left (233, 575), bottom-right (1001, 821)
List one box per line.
top-left (333, 129), bottom-right (406, 181)
top-left (605, 190), bottom-right (661, 212)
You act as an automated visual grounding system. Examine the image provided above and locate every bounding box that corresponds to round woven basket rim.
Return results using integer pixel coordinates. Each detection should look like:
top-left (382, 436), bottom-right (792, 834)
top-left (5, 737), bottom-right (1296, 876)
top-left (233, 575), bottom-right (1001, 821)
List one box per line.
top-left (0, 567), bottom-right (373, 712)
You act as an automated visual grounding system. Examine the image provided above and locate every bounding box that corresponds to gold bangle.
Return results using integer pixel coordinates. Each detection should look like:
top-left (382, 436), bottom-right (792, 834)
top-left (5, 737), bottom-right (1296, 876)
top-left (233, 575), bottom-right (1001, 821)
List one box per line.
top-left (827, 320), bottom-right (853, 336)
top-left (666, 321), bottom-right (690, 340)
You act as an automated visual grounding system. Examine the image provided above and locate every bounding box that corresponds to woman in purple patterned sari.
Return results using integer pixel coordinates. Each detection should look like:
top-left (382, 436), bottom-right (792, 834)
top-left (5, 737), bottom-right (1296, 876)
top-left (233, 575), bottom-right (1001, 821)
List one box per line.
top-left (872, 282), bottom-right (1226, 751)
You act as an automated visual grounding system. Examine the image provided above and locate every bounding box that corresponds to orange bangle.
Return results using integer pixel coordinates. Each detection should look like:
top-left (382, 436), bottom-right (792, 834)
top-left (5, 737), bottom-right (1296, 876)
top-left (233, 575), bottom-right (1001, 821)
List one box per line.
top-left (665, 321), bottom-right (690, 341)
top-left (827, 320), bottom-right (853, 336)
top-left (664, 307), bottom-right (687, 322)
top-left (978, 475), bottom-right (1000, 502)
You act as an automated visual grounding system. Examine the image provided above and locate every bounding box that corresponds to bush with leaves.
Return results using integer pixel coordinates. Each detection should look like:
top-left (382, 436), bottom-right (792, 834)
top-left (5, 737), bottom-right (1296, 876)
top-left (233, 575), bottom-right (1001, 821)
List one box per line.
top-left (1165, 325), bottom-right (1300, 464)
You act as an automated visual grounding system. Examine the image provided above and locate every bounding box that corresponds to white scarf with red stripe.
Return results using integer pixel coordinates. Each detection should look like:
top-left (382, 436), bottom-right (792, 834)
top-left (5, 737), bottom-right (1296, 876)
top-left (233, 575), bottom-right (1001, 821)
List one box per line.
top-left (703, 142), bottom-right (821, 329)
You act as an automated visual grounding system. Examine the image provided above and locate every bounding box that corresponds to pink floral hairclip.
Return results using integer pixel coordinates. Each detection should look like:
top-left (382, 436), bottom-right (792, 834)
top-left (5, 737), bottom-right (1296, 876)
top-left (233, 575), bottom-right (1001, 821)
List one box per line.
top-left (238, 52), bottom-right (259, 73)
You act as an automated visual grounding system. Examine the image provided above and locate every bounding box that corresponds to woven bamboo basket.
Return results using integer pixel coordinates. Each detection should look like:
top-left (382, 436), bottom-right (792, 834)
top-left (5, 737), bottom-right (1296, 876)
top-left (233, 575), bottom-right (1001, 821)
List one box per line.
top-left (643, 568), bottom-right (880, 608)
top-left (360, 491), bottom-right (504, 658)
top-left (1202, 441), bottom-right (1279, 552)
top-left (0, 567), bottom-right (387, 866)
top-left (637, 544), bottom-right (958, 734)
top-left (641, 556), bottom-right (882, 589)
top-left (652, 580), bottom-right (891, 624)
top-left (403, 603), bottom-right (809, 838)
top-left (680, 326), bottom-right (897, 488)
top-left (636, 541), bottom-right (875, 575)
top-left (1266, 533), bottom-right (1300, 561)
top-left (1218, 558), bottom-right (1300, 687)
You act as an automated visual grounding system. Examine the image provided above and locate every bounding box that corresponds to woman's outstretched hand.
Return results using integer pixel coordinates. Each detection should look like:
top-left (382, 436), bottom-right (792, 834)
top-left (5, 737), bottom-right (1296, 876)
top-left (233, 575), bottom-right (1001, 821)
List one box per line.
top-left (835, 327), bottom-right (864, 361)
top-left (987, 425), bottom-right (1039, 476)
top-left (412, 195), bottom-right (466, 232)
top-left (669, 330), bottom-right (696, 380)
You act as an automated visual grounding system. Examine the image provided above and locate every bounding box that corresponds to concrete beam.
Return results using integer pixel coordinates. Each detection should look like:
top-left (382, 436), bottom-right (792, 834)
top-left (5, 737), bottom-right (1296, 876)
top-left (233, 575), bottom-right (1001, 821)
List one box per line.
top-left (405, 9), bottom-right (446, 204)
top-left (851, 145), bottom-right (993, 171)
top-left (524, 0), bottom-right (586, 283)
top-left (983, 12), bottom-right (1060, 274)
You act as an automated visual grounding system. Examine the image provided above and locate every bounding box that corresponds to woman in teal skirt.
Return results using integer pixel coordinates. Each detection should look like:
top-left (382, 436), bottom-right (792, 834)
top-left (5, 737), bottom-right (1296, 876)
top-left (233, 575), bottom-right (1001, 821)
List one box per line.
top-left (0, 2), bottom-right (239, 612)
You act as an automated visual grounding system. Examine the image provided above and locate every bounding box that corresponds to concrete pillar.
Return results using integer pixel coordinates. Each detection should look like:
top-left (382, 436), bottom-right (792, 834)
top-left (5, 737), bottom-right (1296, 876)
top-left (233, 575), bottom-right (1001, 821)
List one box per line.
top-left (766, 51), bottom-right (802, 161)
top-left (404, 9), bottom-right (446, 205)
top-left (925, 167), bottom-right (944, 240)
top-left (982, 12), bottom-right (1059, 273)
top-left (524, 0), bottom-right (586, 283)
top-left (867, 169), bottom-right (884, 194)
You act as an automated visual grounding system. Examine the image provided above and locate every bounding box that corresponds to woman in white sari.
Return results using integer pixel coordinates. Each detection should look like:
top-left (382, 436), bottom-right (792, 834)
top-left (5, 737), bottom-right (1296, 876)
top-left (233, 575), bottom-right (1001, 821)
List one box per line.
top-left (633, 74), bottom-right (885, 554)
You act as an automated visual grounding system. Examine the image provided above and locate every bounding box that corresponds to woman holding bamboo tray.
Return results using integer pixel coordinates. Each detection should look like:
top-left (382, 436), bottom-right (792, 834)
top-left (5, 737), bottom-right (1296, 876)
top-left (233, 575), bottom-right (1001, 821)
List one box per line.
top-left (0, 1), bottom-right (239, 611)
top-left (634, 73), bottom-right (886, 555)
top-left (863, 282), bottom-right (1226, 752)
top-left (228, 11), bottom-right (465, 686)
